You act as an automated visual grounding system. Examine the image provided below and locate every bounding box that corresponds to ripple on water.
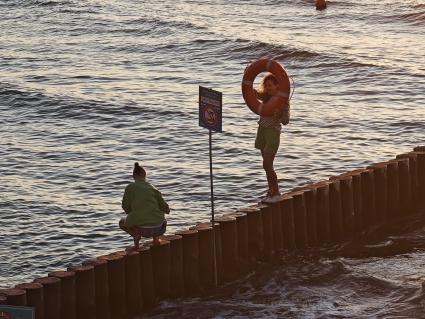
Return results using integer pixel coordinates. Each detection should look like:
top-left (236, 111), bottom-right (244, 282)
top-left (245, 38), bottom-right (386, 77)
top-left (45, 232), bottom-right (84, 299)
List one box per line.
top-left (1, 0), bottom-right (425, 316)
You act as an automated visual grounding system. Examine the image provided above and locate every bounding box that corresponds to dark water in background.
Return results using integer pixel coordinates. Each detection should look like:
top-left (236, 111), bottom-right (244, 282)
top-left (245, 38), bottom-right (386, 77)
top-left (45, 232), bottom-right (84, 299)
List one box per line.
top-left (0, 0), bottom-right (424, 316)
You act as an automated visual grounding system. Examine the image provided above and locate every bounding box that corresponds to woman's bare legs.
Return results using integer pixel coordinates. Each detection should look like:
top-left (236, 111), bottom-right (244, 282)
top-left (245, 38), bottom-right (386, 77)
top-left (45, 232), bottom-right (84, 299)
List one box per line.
top-left (119, 219), bottom-right (141, 250)
top-left (132, 233), bottom-right (141, 249)
top-left (261, 150), bottom-right (279, 195)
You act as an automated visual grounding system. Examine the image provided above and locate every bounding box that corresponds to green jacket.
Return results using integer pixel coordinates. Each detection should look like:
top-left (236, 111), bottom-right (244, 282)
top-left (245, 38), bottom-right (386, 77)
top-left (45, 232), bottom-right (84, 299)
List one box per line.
top-left (121, 179), bottom-right (169, 227)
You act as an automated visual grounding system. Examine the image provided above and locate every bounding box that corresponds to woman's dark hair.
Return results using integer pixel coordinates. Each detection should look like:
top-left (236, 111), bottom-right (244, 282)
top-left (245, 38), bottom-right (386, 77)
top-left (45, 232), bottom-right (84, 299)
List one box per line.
top-left (256, 73), bottom-right (279, 103)
top-left (133, 162), bottom-right (146, 178)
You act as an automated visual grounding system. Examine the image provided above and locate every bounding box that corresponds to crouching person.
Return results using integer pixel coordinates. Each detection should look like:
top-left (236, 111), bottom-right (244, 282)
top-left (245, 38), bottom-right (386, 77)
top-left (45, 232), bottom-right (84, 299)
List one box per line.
top-left (120, 162), bottom-right (169, 250)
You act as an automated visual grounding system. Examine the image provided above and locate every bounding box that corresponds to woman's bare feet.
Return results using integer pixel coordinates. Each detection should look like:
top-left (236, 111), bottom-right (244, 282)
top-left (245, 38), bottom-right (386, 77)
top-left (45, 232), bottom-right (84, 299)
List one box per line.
top-left (152, 236), bottom-right (163, 245)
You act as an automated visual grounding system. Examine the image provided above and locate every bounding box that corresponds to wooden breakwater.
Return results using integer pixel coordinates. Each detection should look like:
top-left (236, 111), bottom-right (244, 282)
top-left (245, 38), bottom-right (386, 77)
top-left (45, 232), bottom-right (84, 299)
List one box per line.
top-left (1, 146), bottom-right (425, 319)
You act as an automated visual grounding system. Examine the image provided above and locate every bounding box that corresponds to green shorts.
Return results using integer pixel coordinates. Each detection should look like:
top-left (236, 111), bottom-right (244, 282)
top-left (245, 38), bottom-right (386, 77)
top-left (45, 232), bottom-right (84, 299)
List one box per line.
top-left (255, 125), bottom-right (281, 154)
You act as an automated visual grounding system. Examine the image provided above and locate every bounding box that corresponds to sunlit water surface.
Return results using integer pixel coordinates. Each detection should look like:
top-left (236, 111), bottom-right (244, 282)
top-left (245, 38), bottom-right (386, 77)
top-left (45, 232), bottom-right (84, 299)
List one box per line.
top-left (1, 0), bottom-right (424, 317)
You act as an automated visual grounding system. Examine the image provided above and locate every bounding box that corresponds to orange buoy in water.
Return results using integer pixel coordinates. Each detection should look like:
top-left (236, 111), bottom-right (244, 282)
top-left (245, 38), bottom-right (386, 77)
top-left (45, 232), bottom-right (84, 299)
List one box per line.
top-left (316, 0), bottom-right (327, 10)
top-left (241, 59), bottom-right (290, 116)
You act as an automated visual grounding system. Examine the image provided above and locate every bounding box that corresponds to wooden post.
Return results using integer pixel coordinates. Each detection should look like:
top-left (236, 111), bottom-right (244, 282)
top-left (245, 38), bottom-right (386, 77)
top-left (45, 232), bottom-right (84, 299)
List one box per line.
top-left (97, 254), bottom-right (126, 318)
top-left (138, 246), bottom-right (156, 310)
top-left (280, 196), bottom-right (296, 250)
top-left (114, 250), bottom-right (143, 317)
top-left (292, 192), bottom-right (308, 249)
top-left (215, 216), bottom-right (239, 281)
top-left (397, 153), bottom-right (419, 213)
top-left (0, 288), bottom-right (27, 307)
top-left (48, 271), bottom-right (76, 319)
top-left (316, 181), bottom-right (331, 243)
top-left (329, 180), bottom-right (344, 242)
top-left (224, 212), bottom-right (250, 272)
top-left (367, 164), bottom-right (388, 224)
top-left (269, 202), bottom-right (284, 252)
top-left (338, 176), bottom-right (355, 239)
top-left (67, 265), bottom-right (96, 319)
top-left (34, 276), bottom-right (60, 319)
top-left (258, 204), bottom-right (274, 258)
top-left (15, 283), bottom-right (44, 319)
top-left (194, 222), bottom-right (224, 285)
top-left (393, 157), bottom-right (412, 215)
top-left (82, 258), bottom-right (110, 319)
top-left (350, 172), bottom-right (364, 234)
top-left (238, 207), bottom-right (264, 262)
top-left (360, 169), bottom-right (377, 227)
top-left (330, 175), bottom-right (354, 238)
top-left (148, 240), bottom-right (171, 299)
top-left (176, 229), bottom-right (201, 295)
top-left (386, 161), bottom-right (400, 219)
top-left (160, 234), bottom-right (184, 296)
top-left (304, 188), bottom-right (318, 246)
top-left (233, 212), bottom-right (249, 269)
top-left (416, 152), bottom-right (425, 209)
top-left (191, 224), bottom-right (216, 290)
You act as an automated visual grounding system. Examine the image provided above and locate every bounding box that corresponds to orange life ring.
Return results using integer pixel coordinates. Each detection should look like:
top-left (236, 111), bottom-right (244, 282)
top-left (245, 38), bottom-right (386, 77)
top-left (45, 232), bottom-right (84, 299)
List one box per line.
top-left (241, 59), bottom-right (290, 116)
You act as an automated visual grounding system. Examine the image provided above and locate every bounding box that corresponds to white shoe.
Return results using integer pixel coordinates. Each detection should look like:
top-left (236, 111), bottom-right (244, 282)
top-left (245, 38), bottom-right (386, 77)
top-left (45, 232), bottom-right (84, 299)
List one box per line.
top-left (262, 194), bottom-right (281, 204)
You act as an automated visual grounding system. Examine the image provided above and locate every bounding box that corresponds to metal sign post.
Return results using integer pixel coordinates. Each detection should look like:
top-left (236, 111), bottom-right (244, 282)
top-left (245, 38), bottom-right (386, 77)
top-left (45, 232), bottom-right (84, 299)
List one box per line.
top-left (208, 128), bottom-right (216, 287)
top-left (199, 86), bottom-right (222, 287)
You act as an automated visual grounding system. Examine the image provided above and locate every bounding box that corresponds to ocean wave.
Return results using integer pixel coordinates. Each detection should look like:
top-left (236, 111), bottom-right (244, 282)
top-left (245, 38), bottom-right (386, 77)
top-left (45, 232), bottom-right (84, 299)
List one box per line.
top-left (184, 36), bottom-right (391, 75)
top-left (123, 16), bottom-right (208, 33)
top-left (398, 11), bottom-right (425, 25)
top-left (230, 38), bottom-right (320, 61)
top-left (0, 83), bottom-right (192, 123)
top-left (113, 15), bottom-right (349, 68)
top-left (163, 36), bottom-right (324, 65)
top-left (412, 3), bottom-right (425, 9)
top-left (1, 0), bottom-right (70, 7)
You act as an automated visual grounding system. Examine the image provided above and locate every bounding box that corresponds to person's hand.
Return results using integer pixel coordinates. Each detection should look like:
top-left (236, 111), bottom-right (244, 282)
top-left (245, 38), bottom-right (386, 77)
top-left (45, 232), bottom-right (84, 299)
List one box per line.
top-left (281, 108), bottom-right (290, 125)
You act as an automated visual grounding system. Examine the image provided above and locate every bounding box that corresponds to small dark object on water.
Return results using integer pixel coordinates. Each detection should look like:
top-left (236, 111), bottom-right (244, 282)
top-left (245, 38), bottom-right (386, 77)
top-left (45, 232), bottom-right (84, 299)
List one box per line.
top-left (316, 0), bottom-right (327, 10)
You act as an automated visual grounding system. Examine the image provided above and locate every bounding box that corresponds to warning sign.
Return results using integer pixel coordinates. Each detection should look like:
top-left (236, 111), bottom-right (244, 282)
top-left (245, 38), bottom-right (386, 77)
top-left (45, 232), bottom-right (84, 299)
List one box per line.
top-left (199, 86), bottom-right (222, 132)
top-left (0, 306), bottom-right (34, 319)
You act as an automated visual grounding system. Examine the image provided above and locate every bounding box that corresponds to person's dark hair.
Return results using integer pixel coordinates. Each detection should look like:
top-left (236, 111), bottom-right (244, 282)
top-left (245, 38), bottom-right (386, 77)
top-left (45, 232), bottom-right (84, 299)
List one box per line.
top-left (133, 162), bottom-right (146, 178)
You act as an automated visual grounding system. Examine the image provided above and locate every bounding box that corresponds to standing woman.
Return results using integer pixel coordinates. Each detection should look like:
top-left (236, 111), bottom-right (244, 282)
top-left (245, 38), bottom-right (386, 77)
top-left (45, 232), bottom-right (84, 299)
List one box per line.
top-left (254, 73), bottom-right (290, 203)
top-left (120, 162), bottom-right (169, 249)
